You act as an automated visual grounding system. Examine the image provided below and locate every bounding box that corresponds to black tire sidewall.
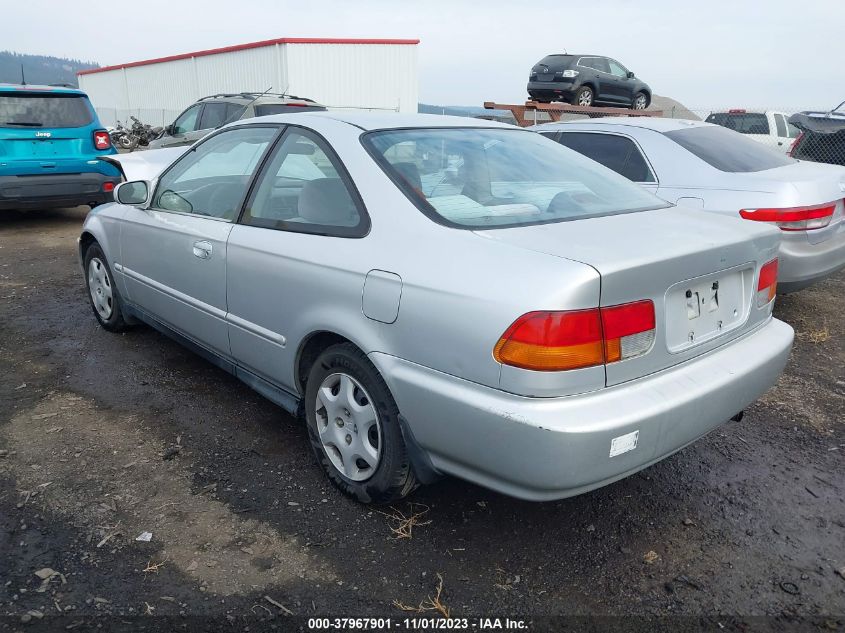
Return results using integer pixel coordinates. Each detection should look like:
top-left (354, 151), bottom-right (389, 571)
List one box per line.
top-left (574, 86), bottom-right (593, 107)
top-left (83, 243), bottom-right (126, 331)
top-left (304, 344), bottom-right (413, 504)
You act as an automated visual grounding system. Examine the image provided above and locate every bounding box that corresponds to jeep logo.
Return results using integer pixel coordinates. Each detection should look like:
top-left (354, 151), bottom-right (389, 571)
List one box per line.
top-left (35, 131), bottom-right (52, 138)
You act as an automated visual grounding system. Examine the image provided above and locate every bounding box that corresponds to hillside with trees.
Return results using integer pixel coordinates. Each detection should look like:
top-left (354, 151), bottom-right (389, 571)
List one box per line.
top-left (0, 51), bottom-right (99, 87)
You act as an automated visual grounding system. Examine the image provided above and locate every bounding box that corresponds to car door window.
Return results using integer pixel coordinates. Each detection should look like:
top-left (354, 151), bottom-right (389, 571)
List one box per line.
top-left (558, 132), bottom-right (656, 183)
top-left (243, 128), bottom-right (368, 237)
top-left (172, 104), bottom-right (202, 135)
top-left (579, 57), bottom-right (599, 71)
top-left (608, 60), bottom-right (628, 78)
top-left (774, 114), bottom-right (787, 138)
top-left (225, 103), bottom-right (246, 124)
top-left (199, 102), bottom-right (229, 130)
top-left (152, 126), bottom-right (278, 221)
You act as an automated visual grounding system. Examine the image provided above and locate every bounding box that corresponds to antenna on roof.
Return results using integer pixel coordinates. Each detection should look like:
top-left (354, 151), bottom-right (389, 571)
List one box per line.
top-left (20, 64), bottom-right (26, 86)
top-left (829, 100), bottom-right (845, 115)
top-left (241, 86), bottom-right (273, 115)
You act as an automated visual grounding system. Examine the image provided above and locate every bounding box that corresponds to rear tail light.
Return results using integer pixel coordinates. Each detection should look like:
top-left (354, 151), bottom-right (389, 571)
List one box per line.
top-left (102, 181), bottom-right (115, 193)
top-left (93, 130), bottom-right (111, 150)
top-left (555, 69), bottom-right (579, 78)
top-left (739, 202), bottom-right (836, 231)
top-left (756, 258), bottom-right (778, 307)
top-left (788, 132), bottom-right (804, 157)
top-left (493, 300), bottom-right (655, 372)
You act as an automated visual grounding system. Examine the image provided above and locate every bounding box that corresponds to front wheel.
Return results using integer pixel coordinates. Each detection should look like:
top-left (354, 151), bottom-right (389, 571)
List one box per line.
top-left (84, 243), bottom-right (129, 332)
top-left (632, 92), bottom-right (649, 110)
top-left (305, 343), bottom-right (417, 504)
top-left (572, 86), bottom-right (594, 107)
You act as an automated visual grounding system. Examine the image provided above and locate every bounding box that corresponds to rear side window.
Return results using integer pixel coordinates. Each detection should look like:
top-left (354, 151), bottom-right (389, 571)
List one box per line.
top-left (557, 132), bottom-right (655, 183)
top-left (705, 112), bottom-right (770, 135)
top-left (243, 128), bottom-right (367, 237)
top-left (253, 104), bottom-right (326, 116)
top-left (665, 125), bottom-right (794, 172)
top-left (0, 93), bottom-right (93, 128)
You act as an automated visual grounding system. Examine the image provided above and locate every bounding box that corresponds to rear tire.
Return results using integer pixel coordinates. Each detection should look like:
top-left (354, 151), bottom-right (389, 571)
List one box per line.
top-left (305, 343), bottom-right (418, 504)
top-left (83, 243), bottom-right (129, 332)
top-left (572, 86), bottom-right (594, 107)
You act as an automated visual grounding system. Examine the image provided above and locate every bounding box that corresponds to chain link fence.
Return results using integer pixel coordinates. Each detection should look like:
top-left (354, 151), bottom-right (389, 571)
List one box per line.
top-left (481, 101), bottom-right (845, 167)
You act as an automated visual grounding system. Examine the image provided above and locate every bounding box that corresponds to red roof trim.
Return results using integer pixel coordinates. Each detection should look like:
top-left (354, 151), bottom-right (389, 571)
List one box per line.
top-left (78, 37), bottom-right (420, 76)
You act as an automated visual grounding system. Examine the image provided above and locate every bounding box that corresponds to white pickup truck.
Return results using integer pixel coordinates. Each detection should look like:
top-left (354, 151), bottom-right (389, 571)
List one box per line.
top-left (705, 109), bottom-right (801, 154)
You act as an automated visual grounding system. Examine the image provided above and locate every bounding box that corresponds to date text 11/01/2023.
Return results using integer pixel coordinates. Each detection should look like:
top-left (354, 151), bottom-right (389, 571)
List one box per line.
top-left (307, 618), bottom-right (528, 630)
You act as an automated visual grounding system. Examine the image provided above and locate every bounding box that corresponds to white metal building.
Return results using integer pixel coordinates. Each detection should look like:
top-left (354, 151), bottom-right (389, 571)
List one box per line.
top-left (78, 37), bottom-right (419, 126)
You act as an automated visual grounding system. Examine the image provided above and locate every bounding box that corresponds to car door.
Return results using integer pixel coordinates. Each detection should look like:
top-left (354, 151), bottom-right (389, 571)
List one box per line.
top-left (161, 103), bottom-right (203, 148)
top-left (772, 113), bottom-right (792, 153)
top-left (556, 131), bottom-right (658, 192)
top-left (588, 57), bottom-right (618, 104)
top-left (226, 126), bottom-right (369, 389)
top-left (118, 125), bottom-right (279, 356)
top-left (607, 59), bottom-right (635, 104)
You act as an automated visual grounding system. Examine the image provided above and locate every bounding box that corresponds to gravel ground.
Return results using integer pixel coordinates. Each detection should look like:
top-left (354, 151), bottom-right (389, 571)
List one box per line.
top-left (1, 207), bottom-right (843, 630)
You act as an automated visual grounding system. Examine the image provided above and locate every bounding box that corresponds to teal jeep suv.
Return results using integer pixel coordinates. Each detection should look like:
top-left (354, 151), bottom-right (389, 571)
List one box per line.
top-left (0, 84), bottom-right (120, 210)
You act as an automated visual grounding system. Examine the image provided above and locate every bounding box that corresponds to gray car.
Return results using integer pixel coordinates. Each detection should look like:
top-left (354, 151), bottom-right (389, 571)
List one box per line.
top-left (532, 118), bottom-right (845, 293)
top-left (148, 92), bottom-right (325, 149)
top-left (78, 112), bottom-right (793, 504)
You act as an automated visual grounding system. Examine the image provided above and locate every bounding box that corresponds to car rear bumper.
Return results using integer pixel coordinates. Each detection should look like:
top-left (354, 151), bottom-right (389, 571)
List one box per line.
top-left (0, 173), bottom-right (120, 210)
top-left (526, 82), bottom-right (577, 102)
top-left (778, 228), bottom-right (845, 293)
top-left (371, 317), bottom-right (793, 501)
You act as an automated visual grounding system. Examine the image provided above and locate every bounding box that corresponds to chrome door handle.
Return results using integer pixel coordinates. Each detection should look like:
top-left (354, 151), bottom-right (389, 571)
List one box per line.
top-left (193, 240), bottom-right (212, 259)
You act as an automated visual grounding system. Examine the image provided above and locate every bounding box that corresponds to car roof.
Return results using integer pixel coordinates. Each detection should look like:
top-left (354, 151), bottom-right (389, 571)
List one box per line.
top-left (0, 83), bottom-right (85, 95)
top-left (532, 117), bottom-right (711, 134)
top-left (249, 110), bottom-right (518, 131)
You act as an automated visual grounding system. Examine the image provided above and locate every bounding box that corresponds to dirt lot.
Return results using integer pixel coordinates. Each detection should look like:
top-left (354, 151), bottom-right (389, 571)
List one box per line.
top-left (1, 207), bottom-right (844, 629)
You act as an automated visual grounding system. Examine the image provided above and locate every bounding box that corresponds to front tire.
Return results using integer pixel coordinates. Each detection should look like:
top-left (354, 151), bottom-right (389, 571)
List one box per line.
top-left (572, 86), bottom-right (594, 107)
top-left (84, 243), bottom-right (129, 332)
top-left (305, 343), bottom-right (417, 504)
top-left (632, 92), bottom-right (649, 110)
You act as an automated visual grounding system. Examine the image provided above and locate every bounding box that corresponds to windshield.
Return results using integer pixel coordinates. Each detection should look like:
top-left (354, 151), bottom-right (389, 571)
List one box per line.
top-left (0, 93), bottom-right (93, 128)
top-left (363, 128), bottom-right (668, 229)
top-left (665, 125), bottom-right (794, 173)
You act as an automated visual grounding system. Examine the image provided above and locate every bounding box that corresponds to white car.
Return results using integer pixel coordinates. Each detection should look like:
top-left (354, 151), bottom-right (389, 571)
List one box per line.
top-left (704, 109), bottom-right (800, 154)
top-left (532, 117), bottom-right (845, 292)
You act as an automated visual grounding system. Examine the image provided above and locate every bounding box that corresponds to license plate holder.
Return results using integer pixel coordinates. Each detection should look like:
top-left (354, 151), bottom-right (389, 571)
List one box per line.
top-left (664, 266), bottom-right (752, 353)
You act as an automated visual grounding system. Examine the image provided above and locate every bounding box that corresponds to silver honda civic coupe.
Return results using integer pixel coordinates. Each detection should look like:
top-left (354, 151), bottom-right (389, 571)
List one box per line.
top-left (78, 112), bottom-right (794, 504)
top-left (531, 118), bottom-right (845, 293)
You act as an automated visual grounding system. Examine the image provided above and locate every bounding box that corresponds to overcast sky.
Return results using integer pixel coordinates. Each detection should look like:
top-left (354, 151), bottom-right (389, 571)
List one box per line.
top-left (6, 0), bottom-right (843, 111)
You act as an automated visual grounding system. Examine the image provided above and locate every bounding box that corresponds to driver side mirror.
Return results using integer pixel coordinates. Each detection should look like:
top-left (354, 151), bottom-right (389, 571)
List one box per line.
top-left (165, 124), bottom-right (175, 136)
top-left (627, 71), bottom-right (635, 79)
top-left (115, 180), bottom-right (150, 206)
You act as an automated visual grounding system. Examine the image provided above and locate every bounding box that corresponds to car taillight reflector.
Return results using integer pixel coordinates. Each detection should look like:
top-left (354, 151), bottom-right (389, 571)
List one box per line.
top-left (600, 300), bottom-right (656, 363)
top-left (93, 130), bottom-right (111, 150)
top-left (102, 181), bottom-right (115, 193)
top-left (493, 300), bottom-right (655, 372)
top-left (757, 258), bottom-right (778, 306)
top-left (739, 202), bottom-right (836, 231)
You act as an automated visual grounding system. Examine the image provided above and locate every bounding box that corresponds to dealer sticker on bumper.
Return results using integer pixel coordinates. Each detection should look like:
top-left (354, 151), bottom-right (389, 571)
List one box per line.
top-left (609, 430), bottom-right (639, 458)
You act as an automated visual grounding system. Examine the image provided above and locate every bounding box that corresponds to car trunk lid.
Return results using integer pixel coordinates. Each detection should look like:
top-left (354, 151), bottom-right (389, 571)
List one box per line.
top-left (474, 207), bottom-right (780, 386)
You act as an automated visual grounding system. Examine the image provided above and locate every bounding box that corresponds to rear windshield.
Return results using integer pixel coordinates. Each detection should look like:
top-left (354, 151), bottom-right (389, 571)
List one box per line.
top-left (535, 55), bottom-right (574, 69)
top-left (363, 127), bottom-right (668, 229)
top-left (665, 125), bottom-right (794, 173)
top-left (0, 93), bottom-right (93, 128)
top-left (705, 112), bottom-right (770, 135)
top-left (254, 104), bottom-right (326, 117)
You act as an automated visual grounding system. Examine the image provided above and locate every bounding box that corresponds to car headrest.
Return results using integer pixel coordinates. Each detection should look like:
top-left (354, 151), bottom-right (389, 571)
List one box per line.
top-left (297, 178), bottom-right (358, 226)
top-left (392, 162), bottom-right (422, 191)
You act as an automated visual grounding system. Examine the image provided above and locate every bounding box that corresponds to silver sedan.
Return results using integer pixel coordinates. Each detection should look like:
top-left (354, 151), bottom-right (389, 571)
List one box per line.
top-left (532, 118), bottom-right (845, 292)
top-left (79, 112), bottom-right (793, 503)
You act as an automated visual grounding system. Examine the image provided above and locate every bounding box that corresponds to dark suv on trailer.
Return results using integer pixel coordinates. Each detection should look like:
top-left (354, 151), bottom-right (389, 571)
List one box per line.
top-left (0, 84), bottom-right (119, 210)
top-left (148, 92), bottom-right (326, 148)
top-left (527, 54), bottom-right (652, 109)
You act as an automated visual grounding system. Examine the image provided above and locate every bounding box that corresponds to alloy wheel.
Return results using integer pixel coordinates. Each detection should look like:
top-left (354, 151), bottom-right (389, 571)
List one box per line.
top-left (579, 89), bottom-right (593, 107)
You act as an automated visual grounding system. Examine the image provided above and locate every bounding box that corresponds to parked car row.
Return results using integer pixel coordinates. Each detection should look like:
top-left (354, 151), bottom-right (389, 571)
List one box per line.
top-left (79, 111), bottom-right (796, 504)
